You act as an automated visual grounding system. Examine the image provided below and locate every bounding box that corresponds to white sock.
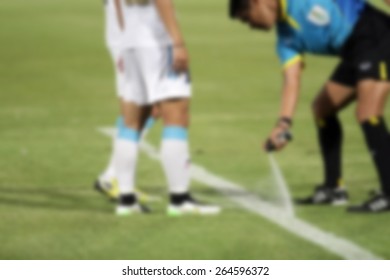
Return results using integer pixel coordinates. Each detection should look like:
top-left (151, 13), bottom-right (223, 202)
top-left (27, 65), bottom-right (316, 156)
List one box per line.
top-left (114, 126), bottom-right (140, 195)
top-left (100, 148), bottom-right (116, 181)
top-left (161, 126), bottom-right (191, 194)
top-left (100, 116), bottom-right (124, 181)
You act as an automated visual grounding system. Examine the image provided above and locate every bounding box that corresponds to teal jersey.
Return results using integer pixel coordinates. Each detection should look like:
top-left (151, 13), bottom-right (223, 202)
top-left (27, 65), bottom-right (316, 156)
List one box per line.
top-left (277, 0), bottom-right (366, 68)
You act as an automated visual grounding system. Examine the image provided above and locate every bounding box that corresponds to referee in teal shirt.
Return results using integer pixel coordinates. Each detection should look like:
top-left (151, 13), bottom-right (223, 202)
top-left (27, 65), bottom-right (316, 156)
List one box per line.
top-left (230, 0), bottom-right (390, 213)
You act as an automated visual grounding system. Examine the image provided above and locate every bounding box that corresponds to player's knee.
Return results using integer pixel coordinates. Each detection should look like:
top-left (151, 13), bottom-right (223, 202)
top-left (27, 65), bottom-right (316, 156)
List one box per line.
top-left (160, 98), bottom-right (190, 127)
top-left (123, 117), bottom-right (142, 131)
top-left (311, 98), bottom-right (322, 118)
top-left (355, 110), bottom-right (379, 125)
top-left (312, 97), bottom-right (341, 122)
top-left (312, 97), bottom-right (330, 120)
top-left (162, 111), bottom-right (189, 127)
top-left (355, 105), bottom-right (370, 123)
top-left (313, 100), bottom-right (342, 129)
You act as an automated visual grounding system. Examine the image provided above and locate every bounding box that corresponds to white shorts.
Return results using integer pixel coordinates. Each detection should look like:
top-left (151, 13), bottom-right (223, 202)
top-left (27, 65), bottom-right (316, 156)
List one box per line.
top-left (108, 47), bottom-right (126, 98)
top-left (122, 46), bottom-right (192, 105)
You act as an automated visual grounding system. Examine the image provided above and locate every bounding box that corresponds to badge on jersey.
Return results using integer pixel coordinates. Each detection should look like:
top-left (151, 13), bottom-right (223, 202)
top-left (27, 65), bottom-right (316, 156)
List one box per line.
top-left (307, 5), bottom-right (330, 26)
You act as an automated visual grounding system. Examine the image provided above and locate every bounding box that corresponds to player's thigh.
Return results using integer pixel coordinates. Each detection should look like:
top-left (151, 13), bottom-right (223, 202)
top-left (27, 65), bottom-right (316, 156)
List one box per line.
top-left (158, 98), bottom-right (190, 127)
top-left (312, 81), bottom-right (355, 118)
top-left (136, 46), bottom-right (192, 125)
top-left (356, 80), bottom-right (390, 123)
top-left (313, 62), bottom-right (356, 118)
top-left (121, 50), bottom-right (150, 129)
top-left (120, 99), bottom-right (151, 130)
top-left (354, 48), bottom-right (390, 122)
top-left (122, 49), bottom-right (149, 107)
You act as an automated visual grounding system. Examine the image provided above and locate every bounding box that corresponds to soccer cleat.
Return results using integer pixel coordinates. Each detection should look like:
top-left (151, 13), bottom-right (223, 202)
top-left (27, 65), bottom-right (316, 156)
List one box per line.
top-left (95, 178), bottom-right (156, 204)
top-left (136, 189), bottom-right (161, 204)
top-left (116, 203), bottom-right (151, 216)
top-left (296, 185), bottom-right (349, 206)
top-left (347, 193), bottom-right (390, 213)
top-left (167, 196), bottom-right (221, 216)
top-left (94, 178), bottom-right (120, 201)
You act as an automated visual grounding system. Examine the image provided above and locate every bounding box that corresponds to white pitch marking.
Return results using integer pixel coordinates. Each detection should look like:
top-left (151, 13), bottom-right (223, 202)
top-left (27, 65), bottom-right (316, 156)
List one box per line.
top-left (267, 153), bottom-right (295, 217)
top-left (98, 127), bottom-right (381, 260)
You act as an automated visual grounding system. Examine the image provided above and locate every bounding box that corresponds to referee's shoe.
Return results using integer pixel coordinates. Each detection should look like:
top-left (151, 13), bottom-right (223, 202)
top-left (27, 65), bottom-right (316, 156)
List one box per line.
top-left (296, 185), bottom-right (349, 206)
top-left (348, 193), bottom-right (390, 213)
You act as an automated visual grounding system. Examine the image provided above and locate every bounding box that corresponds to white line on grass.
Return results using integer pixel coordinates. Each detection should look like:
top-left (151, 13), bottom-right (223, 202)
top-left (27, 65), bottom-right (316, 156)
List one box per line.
top-left (267, 153), bottom-right (295, 217)
top-left (98, 127), bottom-right (380, 260)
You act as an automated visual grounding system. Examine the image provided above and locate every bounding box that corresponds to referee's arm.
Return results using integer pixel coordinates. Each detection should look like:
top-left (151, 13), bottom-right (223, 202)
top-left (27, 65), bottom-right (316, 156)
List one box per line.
top-left (264, 60), bottom-right (303, 151)
top-left (278, 61), bottom-right (303, 121)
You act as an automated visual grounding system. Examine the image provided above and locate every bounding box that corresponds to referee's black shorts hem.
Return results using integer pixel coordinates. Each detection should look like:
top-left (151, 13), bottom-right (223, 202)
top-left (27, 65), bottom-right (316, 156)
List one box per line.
top-left (330, 4), bottom-right (390, 87)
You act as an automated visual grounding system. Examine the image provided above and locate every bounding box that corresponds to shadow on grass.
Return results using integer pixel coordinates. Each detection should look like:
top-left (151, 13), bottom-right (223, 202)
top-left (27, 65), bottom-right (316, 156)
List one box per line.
top-left (0, 185), bottom-right (112, 214)
top-left (0, 182), bottom-right (255, 213)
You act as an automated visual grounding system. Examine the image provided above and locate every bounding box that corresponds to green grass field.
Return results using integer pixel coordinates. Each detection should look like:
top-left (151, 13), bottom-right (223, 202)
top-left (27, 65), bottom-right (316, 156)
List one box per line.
top-left (1, 0), bottom-right (390, 260)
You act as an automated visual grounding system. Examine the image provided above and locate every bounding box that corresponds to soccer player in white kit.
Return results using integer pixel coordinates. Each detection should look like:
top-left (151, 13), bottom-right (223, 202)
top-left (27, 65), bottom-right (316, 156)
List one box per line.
top-left (96, 0), bottom-right (159, 202)
top-left (94, 0), bottom-right (127, 201)
top-left (110, 0), bottom-right (220, 216)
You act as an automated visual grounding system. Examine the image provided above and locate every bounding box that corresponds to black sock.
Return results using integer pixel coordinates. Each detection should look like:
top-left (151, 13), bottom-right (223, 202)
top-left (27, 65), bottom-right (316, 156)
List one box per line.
top-left (316, 115), bottom-right (343, 188)
top-left (361, 117), bottom-right (390, 196)
top-left (120, 194), bottom-right (136, 205)
top-left (170, 193), bottom-right (191, 205)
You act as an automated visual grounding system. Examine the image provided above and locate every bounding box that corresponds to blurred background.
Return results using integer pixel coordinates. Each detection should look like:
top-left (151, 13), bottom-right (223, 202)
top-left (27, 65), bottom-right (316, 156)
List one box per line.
top-left (0, 0), bottom-right (389, 259)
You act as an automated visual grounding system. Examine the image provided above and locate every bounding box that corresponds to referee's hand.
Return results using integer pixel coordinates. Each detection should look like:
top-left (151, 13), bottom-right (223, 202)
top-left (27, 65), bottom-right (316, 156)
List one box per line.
top-left (385, 0), bottom-right (390, 6)
top-left (173, 45), bottom-right (189, 73)
top-left (264, 121), bottom-right (291, 152)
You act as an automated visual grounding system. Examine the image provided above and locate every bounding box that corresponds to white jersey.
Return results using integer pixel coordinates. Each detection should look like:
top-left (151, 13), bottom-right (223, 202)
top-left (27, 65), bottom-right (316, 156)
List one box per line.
top-left (104, 0), bottom-right (123, 49)
top-left (121, 0), bottom-right (172, 48)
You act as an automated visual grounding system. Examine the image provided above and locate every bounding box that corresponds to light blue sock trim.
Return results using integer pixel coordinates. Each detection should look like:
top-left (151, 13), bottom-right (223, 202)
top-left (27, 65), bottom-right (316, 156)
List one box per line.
top-left (116, 116), bottom-right (124, 129)
top-left (163, 126), bottom-right (188, 140)
top-left (118, 126), bottom-right (140, 142)
top-left (143, 117), bottom-right (156, 131)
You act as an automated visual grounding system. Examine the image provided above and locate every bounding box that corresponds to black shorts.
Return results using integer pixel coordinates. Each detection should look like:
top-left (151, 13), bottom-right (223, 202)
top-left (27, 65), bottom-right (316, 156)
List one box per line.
top-left (330, 4), bottom-right (390, 87)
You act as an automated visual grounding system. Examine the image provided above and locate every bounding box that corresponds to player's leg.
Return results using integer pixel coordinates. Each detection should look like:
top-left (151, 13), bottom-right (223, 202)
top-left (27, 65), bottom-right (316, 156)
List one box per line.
top-left (140, 105), bottom-right (160, 140)
top-left (343, 2), bottom-right (390, 212)
top-left (97, 50), bottom-right (159, 191)
top-left (97, 100), bottom-right (157, 202)
top-left (142, 46), bottom-right (220, 215)
top-left (298, 63), bottom-right (356, 205)
top-left (95, 48), bottom-right (126, 200)
top-left (158, 98), bottom-right (219, 216)
top-left (95, 105), bottom-right (124, 201)
top-left (115, 102), bottom-right (152, 215)
top-left (348, 79), bottom-right (390, 212)
top-left (158, 98), bottom-right (191, 200)
top-left (314, 82), bottom-right (355, 188)
top-left (114, 49), bottom-right (151, 215)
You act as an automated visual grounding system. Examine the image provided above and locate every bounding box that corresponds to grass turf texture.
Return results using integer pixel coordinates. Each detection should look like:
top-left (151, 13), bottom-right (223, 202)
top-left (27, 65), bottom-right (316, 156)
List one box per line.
top-left (0, 0), bottom-right (389, 259)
